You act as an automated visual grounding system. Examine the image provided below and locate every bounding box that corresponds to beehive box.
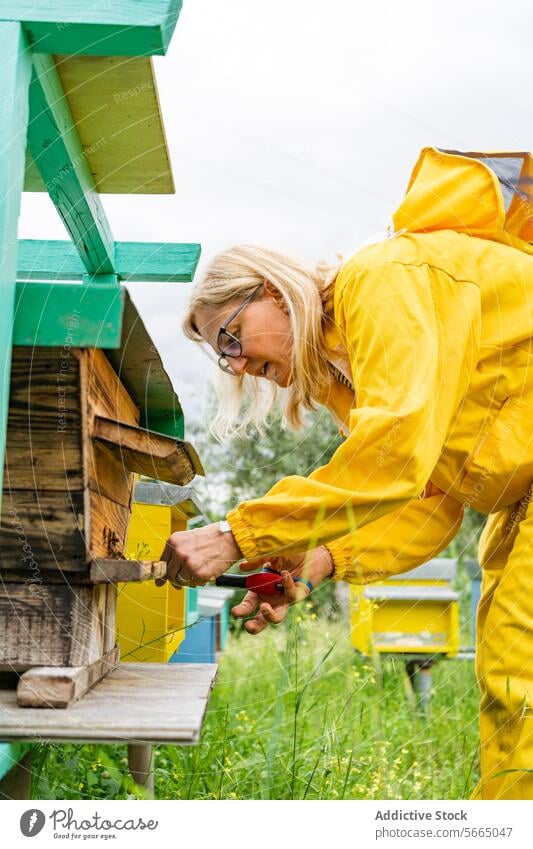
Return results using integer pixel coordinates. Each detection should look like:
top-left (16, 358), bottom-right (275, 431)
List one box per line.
top-left (350, 557), bottom-right (460, 657)
top-left (0, 330), bottom-right (202, 700)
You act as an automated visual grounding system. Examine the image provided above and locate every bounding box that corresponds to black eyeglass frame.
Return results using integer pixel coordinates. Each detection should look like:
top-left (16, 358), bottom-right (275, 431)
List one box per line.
top-left (217, 283), bottom-right (264, 374)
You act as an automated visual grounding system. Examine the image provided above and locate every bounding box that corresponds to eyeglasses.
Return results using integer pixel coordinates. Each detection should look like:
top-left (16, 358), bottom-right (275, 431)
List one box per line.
top-left (217, 283), bottom-right (263, 374)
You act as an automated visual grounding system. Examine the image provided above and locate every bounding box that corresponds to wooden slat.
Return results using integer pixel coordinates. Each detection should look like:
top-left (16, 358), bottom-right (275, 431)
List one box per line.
top-left (17, 240), bottom-right (201, 282)
top-left (0, 743), bottom-right (32, 783)
top-left (0, 583), bottom-right (109, 671)
top-left (91, 415), bottom-right (201, 485)
top-left (2, 347), bottom-right (84, 490)
top-left (90, 559), bottom-right (166, 583)
top-left (17, 646), bottom-right (120, 708)
top-left (0, 22), bottom-right (32, 514)
top-left (27, 53), bottom-right (115, 274)
top-left (89, 490), bottom-right (131, 559)
top-left (12, 282), bottom-right (125, 348)
top-left (0, 663), bottom-right (218, 744)
top-left (2, 1), bottom-right (183, 57)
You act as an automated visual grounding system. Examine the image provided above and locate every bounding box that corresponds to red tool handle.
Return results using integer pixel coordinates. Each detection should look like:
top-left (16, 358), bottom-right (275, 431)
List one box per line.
top-left (215, 568), bottom-right (284, 596)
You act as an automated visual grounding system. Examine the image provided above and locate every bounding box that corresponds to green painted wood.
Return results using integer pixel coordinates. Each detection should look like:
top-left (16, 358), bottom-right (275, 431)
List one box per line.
top-left (0, 21), bottom-right (32, 514)
top-left (0, 1), bottom-right (183, 57)
top-left (18, 240), bottom-right (201, 282)
top-left (27, 54), bottom-right (115, 274)
top-left (0, 742), bottom-right (31, 782)
top-left (115, 242), bottom-right (201, 282)
top-left (13, 282), bottom-right (125, 348)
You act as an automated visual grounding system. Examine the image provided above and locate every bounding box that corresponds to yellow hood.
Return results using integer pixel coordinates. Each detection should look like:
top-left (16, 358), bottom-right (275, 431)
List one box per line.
top-left (392, 146), bottom-right (533, 252)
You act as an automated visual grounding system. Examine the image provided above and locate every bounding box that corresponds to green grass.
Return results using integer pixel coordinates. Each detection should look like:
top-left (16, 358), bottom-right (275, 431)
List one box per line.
top-left (33, 606), bottom-right (480, 800)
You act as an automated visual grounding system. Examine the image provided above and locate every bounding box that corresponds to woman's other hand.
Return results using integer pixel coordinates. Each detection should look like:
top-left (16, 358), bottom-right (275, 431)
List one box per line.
top-left (231, 546), bottom-right (334, 634)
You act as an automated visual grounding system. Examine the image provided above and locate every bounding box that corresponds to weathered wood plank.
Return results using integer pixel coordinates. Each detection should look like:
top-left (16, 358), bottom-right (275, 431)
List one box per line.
top-left (0, 584), bottom-right (108, 670)
top-left (17, 645), bottom-right (120, 708)
top-left (86, 348), bottom-right (140, 426)
top-left (13, 282), bottom-right (124, 348)
top-left (0, 21), bottom-right (32, 514)
top-left (27, 53), bottom-right (115, 274)
top-left (52, 55), bottom-right (174, 194)
top-left (0, 663), bottom-right (218, 744)
top-left (90, 559), bottom-right (166, 583)
top-left (17, 240), bottom-right (200, 281)
top-left (2, 1), bottom-right (183, 57)
top-left (103, 584), bottom-right (117, 654)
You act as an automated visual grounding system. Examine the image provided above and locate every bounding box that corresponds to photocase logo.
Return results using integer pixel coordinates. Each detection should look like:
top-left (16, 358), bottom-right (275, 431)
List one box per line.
top-left (20, 809), bottom-right (46, 837)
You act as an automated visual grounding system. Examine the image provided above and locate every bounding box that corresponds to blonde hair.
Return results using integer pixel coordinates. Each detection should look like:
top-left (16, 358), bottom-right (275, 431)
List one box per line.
top-left (183, 245), bottom-right (343, 440)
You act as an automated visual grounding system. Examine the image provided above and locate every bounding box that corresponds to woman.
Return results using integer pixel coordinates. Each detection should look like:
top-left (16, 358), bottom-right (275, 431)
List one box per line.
top-left (160, 147), bottom-right (533, 800)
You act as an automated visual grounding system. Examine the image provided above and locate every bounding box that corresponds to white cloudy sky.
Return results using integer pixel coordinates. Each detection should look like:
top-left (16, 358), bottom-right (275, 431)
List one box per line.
top-left (18, 0), bottom-right (532, 429)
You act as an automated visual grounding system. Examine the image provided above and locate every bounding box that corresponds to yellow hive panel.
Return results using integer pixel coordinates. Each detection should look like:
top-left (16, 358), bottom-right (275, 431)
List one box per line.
top-left (118, 501), bottom-right (186, 663)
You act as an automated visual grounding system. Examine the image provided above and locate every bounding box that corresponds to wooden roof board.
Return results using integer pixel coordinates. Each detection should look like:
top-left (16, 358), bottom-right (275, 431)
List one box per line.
top-left (24, 55), bottom-right (174, 194)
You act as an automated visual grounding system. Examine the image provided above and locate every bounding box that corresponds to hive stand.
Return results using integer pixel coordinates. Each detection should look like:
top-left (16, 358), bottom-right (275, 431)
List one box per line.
top-left (0, 0), bottom-right (217, 796)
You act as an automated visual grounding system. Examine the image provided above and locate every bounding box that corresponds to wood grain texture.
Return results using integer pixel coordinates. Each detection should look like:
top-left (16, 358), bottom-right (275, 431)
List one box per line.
top-left (17, 240), bottom-right (201, 283)
top-left (91, 415), bottom-right (197, 485)
top-left (0, 663), bottom-right (218, 744)
top-left (17, 646), bottom-right (120, 708)
top-left (12, 2), bottom-right (183, 59)
top-left (0, 22), bottom-right (32, 518)
top-left (25, 55), bottom-right (174, 190)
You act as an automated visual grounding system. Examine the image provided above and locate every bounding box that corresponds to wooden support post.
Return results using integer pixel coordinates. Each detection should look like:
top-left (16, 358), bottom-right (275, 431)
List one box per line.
top-left (0, 21), bottom-right (32, 514)
top-left (128, 744), bottom-right (154, 796)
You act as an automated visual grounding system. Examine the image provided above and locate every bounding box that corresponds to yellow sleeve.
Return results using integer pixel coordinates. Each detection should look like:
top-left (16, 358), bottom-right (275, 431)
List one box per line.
top-left (326, 491), bottom-right (464, 584)
top-left (227, 261), bottom-right (480, 560)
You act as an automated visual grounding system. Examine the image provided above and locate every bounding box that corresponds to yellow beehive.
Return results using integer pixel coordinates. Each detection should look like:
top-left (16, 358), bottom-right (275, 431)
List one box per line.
top-left (350, 557), bottom-right (460, 657)
top-left (117, 480), bottom-right (203, 663)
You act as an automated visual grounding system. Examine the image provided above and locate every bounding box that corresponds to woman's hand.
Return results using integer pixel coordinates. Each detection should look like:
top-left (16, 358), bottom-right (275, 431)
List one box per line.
top-left (157, 523), bottom-right (242, 590)
top-left (232, 546), bottom-right (334, 635)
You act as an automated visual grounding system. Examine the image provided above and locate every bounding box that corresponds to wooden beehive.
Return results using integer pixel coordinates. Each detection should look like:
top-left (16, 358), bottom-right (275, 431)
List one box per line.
top-left (0, 326), bottom-right (202, 705)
